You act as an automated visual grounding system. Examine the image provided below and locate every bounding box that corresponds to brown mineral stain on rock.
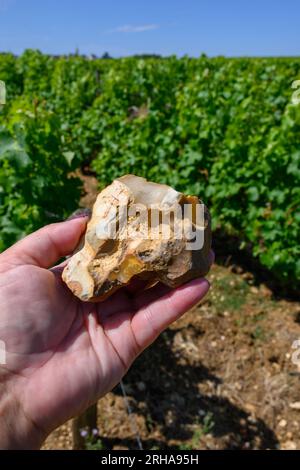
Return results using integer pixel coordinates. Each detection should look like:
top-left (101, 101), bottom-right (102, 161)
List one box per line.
top-left (68, 281), bottom-right (83, 297)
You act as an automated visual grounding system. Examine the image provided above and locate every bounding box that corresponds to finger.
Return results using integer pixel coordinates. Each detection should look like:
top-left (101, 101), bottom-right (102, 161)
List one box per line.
top-left (3, 217), bottom-right (88, 268)
top-left (97, 277), bottom-right (162, 317)
top-left (125, 278), bottom-right (148, 295)
top-left (133, 282), bottom-right (172, 310)
top-left (50, 259), bottom-right (69, 274)
top-left (96, 289), bottom-right (133, 318)
top-left (66, 208), bottom-right (92, 221)
top-left (99, 278), bottom-right (174, 318)
top-left (132, 249), bottom-right (215, 310)
top-left (131, 278), bottom-right (210, 350)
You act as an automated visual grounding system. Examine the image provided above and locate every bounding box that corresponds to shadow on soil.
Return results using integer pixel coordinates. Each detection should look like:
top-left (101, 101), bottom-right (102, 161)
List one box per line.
top-left (212, 230), bottom-right (299, 302)
top-left (104, 329), bottom-right (279, 450)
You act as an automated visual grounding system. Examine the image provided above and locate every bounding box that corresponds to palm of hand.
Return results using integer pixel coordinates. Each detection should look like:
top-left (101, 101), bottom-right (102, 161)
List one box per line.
top-left (0, 217), bottom-right (210, 446)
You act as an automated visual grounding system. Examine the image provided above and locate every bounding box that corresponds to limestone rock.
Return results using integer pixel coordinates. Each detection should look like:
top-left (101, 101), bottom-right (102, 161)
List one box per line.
top-left (62, 175), bottom-right (211, 301)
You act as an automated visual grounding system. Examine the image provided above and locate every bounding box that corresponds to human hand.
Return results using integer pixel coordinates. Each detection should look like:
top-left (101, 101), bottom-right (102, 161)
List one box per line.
top-left (0, 217), bottom-right (211, 449)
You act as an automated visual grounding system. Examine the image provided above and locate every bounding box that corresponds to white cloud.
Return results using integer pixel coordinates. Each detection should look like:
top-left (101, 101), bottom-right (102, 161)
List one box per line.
top-left (108, 24), bottom-right (159, 34)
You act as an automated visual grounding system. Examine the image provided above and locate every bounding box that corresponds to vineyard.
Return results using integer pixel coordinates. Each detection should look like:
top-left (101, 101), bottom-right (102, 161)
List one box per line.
top-left (1, 50), bottom-right (300, 451)
top-left (0, 50), bottom-right (299, 287)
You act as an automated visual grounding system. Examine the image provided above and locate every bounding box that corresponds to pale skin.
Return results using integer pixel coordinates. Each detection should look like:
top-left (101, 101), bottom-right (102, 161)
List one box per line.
top-left (0, 216), bottom-right (212, 449)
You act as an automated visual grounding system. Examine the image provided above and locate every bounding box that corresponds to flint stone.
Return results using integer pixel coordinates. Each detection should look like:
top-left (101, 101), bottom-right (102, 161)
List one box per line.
top-left (62, 175), bottom-right (211, 301)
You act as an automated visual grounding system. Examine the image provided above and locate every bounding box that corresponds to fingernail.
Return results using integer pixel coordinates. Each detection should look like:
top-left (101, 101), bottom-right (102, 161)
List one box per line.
top-left (66, 209), bottom-right (92, 221)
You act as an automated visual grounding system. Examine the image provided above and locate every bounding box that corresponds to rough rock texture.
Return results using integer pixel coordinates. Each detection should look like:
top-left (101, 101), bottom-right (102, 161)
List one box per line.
top-left (62, 175), bottom-right (211, 301)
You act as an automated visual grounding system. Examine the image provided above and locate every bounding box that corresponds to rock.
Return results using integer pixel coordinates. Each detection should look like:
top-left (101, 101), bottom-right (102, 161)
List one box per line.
top-left (289, 402), bottom-right (300, 410)
top-left (247, 416), bottom-right (257, 424)
top-left (279, 419), bottom-right (287, 428)
top-left (136, 381), bottom-right (146, 392)
top-left (63, 175), bottom-right (211, 302)
top-left (244, 403), bottom-right (256, 414)
top-left (282, 440), bottom-right (297, 450)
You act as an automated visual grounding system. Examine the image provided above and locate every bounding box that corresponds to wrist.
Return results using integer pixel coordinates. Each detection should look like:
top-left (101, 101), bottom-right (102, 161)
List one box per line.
top-left (0, 379), bottom-right (45, 449)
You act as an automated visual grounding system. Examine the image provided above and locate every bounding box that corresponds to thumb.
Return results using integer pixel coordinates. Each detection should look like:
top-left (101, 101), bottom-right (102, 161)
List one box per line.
top-left (2, 217), bottom-right (88, 268)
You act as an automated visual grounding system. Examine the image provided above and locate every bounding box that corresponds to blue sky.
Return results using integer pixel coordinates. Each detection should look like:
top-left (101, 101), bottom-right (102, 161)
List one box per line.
top-left (0, 0), bottom-right (299, 57)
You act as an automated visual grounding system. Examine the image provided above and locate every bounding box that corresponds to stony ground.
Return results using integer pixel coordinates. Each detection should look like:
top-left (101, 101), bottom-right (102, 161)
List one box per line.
top-left (43, 174), bottom-right (300, 450)
top-left (43, 261), bottom-right (300, 450)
